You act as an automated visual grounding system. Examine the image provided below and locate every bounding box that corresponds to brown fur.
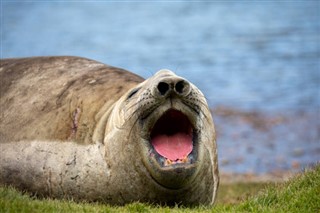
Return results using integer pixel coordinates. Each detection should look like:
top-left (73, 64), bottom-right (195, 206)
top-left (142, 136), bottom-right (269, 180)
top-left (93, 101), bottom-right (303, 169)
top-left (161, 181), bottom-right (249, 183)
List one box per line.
top-left (0, 57), bottom-right (218, 206)
top-left (0, 56), bottom-right (143, 144)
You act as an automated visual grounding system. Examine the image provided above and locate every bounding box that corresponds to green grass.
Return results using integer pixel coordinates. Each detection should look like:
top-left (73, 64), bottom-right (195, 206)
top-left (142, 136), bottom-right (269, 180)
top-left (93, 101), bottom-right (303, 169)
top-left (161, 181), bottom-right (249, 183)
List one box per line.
top-left (1, 165), bottom-right (319, 212)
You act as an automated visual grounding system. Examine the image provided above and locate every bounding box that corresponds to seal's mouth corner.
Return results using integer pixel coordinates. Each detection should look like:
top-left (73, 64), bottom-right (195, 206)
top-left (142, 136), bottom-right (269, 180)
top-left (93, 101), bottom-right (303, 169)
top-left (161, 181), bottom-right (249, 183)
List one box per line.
top-left (149, 109), bottom-right (197, 167)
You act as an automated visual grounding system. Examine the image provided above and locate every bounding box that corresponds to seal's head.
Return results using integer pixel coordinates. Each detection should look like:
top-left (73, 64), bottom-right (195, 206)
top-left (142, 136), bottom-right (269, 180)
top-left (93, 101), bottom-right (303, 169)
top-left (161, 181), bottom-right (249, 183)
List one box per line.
top-left (105, 69), bottom-right (218, 204)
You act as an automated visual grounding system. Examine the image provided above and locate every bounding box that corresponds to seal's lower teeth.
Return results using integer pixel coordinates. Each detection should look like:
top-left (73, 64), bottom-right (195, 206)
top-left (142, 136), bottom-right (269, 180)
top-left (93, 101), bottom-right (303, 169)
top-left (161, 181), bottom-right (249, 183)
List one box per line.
top-left (163, 155), bottom-right (190, 166)
top-left (164, 158), bottom-right (172, 166)
top-left (181, 156), bottom-right (188, 163)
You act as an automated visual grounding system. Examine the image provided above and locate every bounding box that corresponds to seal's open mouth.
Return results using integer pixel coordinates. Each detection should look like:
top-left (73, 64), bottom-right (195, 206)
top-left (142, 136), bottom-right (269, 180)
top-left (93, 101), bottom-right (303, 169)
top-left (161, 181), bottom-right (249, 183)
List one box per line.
top-left (150, 109), bottom-right (197, 167)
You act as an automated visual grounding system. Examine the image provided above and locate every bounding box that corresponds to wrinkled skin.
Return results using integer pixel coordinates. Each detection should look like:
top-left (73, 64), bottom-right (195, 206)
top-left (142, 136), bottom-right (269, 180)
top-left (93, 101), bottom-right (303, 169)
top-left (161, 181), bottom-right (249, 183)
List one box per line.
top-left (0, 56), bottom-right (219, 206)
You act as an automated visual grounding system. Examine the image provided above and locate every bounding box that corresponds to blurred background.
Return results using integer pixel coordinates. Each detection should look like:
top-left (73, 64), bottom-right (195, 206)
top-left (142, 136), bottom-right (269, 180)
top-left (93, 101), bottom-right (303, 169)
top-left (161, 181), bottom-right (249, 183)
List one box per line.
top-left (2, 1), bottom-right (319, 175)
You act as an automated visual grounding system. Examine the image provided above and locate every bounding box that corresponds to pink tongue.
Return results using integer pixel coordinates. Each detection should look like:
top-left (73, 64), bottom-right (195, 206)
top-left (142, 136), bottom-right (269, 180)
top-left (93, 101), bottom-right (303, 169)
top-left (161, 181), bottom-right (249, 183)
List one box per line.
top-left (151, 133), bottom-right (193, 161)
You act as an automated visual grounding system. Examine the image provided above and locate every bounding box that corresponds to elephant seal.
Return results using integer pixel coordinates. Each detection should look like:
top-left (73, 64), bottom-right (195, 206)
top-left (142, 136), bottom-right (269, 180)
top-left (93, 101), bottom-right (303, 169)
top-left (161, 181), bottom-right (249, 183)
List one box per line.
top-left (0, 56), bottom-right (219, 206)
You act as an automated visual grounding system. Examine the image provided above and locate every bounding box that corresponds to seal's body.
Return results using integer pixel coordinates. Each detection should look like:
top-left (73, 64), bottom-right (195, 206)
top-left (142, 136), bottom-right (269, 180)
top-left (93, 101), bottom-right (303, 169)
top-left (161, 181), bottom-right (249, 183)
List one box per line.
top-left (0, 56), bottom-right (219, 206)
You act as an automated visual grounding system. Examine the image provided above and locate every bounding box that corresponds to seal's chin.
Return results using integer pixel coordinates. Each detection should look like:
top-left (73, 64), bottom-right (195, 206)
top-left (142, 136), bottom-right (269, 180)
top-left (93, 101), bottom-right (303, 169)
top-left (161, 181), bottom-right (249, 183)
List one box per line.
top-left (150, 109), bottom-right (197, 168)
top-left (144, 109), bottom-right (199, 189)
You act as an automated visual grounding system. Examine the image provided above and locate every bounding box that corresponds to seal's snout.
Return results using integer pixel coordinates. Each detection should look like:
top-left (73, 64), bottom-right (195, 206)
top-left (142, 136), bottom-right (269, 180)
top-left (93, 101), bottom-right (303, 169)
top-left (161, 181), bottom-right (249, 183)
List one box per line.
top-left (156, 78), bottom-right (191, 97)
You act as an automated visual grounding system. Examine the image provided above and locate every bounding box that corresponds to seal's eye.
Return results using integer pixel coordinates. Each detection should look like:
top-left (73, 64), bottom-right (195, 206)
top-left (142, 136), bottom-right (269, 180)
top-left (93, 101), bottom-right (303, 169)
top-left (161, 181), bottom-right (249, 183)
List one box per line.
top-left (127, 87), bottom-right (141, 99)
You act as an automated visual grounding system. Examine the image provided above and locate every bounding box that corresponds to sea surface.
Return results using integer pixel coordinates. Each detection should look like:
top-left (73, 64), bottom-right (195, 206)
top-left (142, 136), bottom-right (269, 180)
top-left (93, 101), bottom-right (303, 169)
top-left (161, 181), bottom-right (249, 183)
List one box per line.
top-left (2, 1), bottom-right (320, 174)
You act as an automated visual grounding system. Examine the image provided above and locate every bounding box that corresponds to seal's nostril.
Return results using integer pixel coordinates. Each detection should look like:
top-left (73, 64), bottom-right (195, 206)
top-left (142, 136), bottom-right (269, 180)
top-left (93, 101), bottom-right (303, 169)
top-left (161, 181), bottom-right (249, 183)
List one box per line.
top-left (175, 81), bottom-right (185, 94)
top-left (157, 82), bottom-right (169, 96)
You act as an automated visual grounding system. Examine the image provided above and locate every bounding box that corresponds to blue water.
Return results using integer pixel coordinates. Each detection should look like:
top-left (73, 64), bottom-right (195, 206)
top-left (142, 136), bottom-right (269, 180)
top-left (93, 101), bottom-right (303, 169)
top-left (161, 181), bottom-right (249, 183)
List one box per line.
top-left (2, 1), bottom-right (320, 173)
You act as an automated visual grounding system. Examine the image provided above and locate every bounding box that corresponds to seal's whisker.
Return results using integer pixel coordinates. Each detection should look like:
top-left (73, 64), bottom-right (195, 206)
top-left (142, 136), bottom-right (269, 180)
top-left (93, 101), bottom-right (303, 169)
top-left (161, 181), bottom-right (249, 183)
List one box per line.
top-left (197, 101), bottom-right (213, 123)
top-left (200, 108), bottom-right (212, 124)
top-left (182, 99), bottom-right (212, 124)
top-left (125, 101), bottom-right (140, 113)
top-left (124, 106), bottom-right (142, 123)
top-left (128, 116), bottom-right (140, 139)
top-left (199, 99), bottom-right (211, 112)
top-left (148, 92), bottom-right (157, 99)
